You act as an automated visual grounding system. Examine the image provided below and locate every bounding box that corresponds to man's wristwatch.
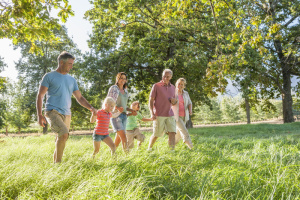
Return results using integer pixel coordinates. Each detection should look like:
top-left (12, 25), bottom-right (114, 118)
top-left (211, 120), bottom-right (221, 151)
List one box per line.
top-left (89, 106), bottom-right (94, 111)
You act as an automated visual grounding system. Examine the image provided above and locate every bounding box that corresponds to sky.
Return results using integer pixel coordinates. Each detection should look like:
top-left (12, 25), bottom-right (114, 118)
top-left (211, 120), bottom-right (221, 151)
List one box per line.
top-left (0, 0), bottom-right (93, 82)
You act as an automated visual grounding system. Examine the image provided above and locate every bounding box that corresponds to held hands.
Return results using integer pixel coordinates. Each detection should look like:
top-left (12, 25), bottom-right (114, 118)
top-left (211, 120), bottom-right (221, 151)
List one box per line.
top-left (170, 97), bottom-right (177, 105)
top-left (189, 111), bottom-right (193, 115)
top-left (131, 110), bottom-right (137, 116)
top-left (116, 106), bottom-right (124, 113)
top-left (38, 115), bottom-right (47, 127)
top-left (90, 107), bottom-right (97, 115)
top-left (151, 113), bottom-right (156, 120)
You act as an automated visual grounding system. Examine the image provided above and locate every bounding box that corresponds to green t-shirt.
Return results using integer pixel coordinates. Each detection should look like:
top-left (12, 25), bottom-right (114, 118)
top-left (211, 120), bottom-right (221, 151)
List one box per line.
top-left (126, 112), bottom-right (143, 130)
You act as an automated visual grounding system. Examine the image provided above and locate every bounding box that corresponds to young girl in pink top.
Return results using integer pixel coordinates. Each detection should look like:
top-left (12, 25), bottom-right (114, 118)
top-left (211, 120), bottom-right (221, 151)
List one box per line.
top-left (90, 97), bottom-right (121, 158)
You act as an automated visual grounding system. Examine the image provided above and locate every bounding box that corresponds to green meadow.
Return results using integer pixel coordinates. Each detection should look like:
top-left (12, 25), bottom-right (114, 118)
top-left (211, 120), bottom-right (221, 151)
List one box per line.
top-left (1, 123), bottom-right (300, 199)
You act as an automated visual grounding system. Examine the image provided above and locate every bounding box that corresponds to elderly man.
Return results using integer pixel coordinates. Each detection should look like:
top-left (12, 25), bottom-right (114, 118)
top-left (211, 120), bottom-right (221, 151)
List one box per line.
top-left (36, 51), bottom-right (97, 163)
top-left (148, 69), bottom-right (177, 150)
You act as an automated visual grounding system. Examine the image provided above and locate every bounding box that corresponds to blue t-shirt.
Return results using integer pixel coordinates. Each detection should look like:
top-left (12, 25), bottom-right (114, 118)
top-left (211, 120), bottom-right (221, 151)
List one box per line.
top-left (41, 71), bottom-right (79, 115)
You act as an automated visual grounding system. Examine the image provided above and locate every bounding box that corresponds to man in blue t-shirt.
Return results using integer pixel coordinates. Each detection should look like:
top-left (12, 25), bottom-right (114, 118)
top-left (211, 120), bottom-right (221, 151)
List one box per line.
top-left (36, 51), bottom-right (97, 163)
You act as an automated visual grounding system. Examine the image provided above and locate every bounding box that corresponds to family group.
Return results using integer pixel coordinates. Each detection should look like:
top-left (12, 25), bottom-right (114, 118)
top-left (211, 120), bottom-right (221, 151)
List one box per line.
top-left (36, 51), bottom-right (193, 163)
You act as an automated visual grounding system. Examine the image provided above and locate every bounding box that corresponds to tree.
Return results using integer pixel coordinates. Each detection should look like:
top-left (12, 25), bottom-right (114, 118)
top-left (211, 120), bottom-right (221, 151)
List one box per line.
top-left (193, 97), bottom-right (222, 123)
top-left (5, 79), bottom-right (33, 133)
top-left (0, 0), bottom-right (74, 54)
top-left (220, 96), bottom-right (241, 122)
top-left (0, 57), bottom-right (8, 130)
top-left (0, 56), bottom-right (7, 92)
top-left (0, 92), bottom-right (7, 130)
top-left (84, 0), bottom-right (228, 105)
top-left (229, 47), bottom-right (262, 124)
top-left (206, 0), bottom-right (300, 123)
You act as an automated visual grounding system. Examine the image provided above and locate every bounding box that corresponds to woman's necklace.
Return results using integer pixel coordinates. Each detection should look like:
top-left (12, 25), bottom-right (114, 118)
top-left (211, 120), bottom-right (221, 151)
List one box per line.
top-left (119, 87), bottom-right (125, 94)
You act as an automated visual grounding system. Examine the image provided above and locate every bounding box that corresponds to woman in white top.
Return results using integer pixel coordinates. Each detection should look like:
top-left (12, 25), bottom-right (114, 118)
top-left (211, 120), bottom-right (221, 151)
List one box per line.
top-left (172, 78), bottom-right (193, 149)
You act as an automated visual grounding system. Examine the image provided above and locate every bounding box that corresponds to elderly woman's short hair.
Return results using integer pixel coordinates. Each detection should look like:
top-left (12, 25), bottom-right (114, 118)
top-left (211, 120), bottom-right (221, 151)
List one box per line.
top-left (162, 69), bottom-right (173, 76)
top-left (176, 78), bottom-right (187, 87)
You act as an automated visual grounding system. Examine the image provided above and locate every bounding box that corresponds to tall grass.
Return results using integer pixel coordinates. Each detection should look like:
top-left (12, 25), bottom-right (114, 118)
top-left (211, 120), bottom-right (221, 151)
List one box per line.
top-left (1, 122), bottom-right (300, 199)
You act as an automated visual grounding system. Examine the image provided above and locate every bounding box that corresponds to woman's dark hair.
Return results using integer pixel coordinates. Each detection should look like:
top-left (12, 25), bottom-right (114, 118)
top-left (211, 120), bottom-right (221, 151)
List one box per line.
top-left (115, 72), bottom-right (128, 89)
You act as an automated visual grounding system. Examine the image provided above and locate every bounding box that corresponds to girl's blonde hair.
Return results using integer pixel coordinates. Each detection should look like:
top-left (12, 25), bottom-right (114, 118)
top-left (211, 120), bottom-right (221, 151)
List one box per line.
top-left (102, 97), bottom-right (116, 110)
top-left (176, 78), bottom-right (187, 88)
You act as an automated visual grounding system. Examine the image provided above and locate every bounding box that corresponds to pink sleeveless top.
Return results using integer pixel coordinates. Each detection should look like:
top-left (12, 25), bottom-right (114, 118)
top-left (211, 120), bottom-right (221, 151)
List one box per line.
top-left (178, 94), bottom-right (185, 117)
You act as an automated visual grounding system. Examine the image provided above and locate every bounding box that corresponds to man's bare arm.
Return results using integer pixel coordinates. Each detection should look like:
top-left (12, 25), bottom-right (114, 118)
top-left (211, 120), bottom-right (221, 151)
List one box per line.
top-left (73, 90), bottom-right (97, 114)
top-left (36, 85), bottom-right (48, 127)
top-left (149, 97), bottom-right (156, 120)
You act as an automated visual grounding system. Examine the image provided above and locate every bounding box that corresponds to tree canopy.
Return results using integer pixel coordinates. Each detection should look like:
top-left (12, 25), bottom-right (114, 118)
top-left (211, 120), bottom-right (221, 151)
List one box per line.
top-left (83, 0), bottom-right (229, 105)
top-left (0, 0), bottom-right (74, 54)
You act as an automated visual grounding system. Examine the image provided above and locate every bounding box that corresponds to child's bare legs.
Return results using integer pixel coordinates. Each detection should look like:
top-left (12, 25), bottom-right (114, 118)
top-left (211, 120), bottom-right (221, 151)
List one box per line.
top-left (103, 136), bottom-right (116, 156)
top-left (136, 132), bottom-right (145, 149)
top-left (168, 132), bottom-right (176, 150)
top-left (148, 135), bottom-right (158, 149)
top-left (93, 141), bottom-right (101, 158)
top-left (114, 130), bottom-right (128, 152)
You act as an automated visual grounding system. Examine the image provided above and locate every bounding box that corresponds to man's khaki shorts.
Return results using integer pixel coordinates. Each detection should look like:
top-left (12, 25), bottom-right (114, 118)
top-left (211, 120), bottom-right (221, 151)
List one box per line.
top-left (126, 128), bottom-right (145, 148)
top-left (45, 109), bottom-right (71, 137)
top-left (153, 116), bottom-right (176, 137)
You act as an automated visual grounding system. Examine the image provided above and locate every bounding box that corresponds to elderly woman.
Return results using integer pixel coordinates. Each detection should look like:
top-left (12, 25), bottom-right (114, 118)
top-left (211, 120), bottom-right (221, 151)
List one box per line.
top-left (172, 78), bottom-right (193, 149)
top-left (107, 72), bottom-right (136, 152)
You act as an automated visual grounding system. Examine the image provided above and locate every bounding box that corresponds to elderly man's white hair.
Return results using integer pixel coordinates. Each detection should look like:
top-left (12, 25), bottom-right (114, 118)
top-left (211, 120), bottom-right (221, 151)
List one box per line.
top-left (162, 69), bottom-right (173, 76)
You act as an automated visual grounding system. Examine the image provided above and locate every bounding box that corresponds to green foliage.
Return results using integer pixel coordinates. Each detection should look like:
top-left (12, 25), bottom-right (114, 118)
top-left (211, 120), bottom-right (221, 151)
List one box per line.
top-left (5, 79), bottom-right (34, 132)
top-left (202, 0), bottom-right (300, 122)
top-left (0, 99), bottom-right (6, 129)
top-left (0, 0), bottom-right (74, 54)
top-left (193, 95), bottom-right (282, 124)
top-left (194, 97), bottom-right (222, 122)
top-left (84, 0), bottom-right (221, 104)
top-left (0, 57), bottom-right (7, 93)
top-left (1, 123), bottom-right (300, 199)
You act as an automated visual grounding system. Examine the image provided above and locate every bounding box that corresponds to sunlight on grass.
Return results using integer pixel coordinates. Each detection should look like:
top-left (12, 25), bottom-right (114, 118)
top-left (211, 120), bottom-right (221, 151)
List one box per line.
top-left (0, 122), bottom-right (300, 199)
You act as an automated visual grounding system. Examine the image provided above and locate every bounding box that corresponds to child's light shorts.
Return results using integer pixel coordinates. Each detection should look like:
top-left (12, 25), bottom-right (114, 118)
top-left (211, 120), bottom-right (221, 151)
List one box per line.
top-left (153, 116), bottom-right (176, 137)
top-left (126, 128), bottom-right (145, 148)
top-left (45, 109), bottom-right (71, 137)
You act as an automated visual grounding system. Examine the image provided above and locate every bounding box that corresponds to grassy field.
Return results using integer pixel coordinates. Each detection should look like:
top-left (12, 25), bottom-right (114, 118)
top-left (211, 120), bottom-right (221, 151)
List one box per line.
top-left (1, 122), bottom-right (300, 199)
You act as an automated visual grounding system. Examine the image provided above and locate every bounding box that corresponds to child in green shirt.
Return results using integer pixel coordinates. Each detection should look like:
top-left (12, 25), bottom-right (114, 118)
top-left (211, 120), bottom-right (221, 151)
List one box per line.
top-left (126, 101), bottom-right (153, 149)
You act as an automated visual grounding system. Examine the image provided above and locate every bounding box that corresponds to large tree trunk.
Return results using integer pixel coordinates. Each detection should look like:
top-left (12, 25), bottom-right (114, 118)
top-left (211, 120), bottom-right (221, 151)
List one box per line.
top-left (271, 5), bottom-right (295, 123)
top-left (273, 40), bottom-right (294, 123)
top-left (282, 66), bottom-right (294, 123)
top-left (245, 97), bottom-right (251, 124)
